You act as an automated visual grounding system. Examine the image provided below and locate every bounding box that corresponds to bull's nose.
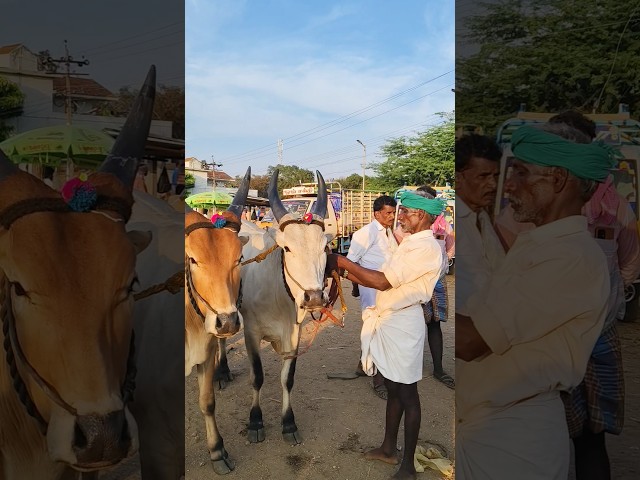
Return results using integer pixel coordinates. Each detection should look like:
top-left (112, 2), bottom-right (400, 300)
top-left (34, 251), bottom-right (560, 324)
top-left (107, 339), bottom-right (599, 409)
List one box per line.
top-left (73, 410), bottom-right (130, 466)
top-left (217, 312), bottom-right (241, 335)
top-left (303, 290), bottom-right (324, 308)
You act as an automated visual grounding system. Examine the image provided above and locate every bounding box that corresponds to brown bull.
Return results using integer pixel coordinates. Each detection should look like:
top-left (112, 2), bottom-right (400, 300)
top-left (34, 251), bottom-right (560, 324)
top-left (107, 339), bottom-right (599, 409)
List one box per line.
top-left (184, 167), bottom-right (250, 475)
top-left (0, 66), bottom-right (156, 479)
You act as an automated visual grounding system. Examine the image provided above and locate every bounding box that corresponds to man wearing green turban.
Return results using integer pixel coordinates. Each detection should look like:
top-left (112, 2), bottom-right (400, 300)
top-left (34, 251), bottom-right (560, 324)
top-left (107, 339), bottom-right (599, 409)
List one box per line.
top-left (325, 191), bottom-right (445, 479)
top-left (455, 123), bottom-right (611, 480)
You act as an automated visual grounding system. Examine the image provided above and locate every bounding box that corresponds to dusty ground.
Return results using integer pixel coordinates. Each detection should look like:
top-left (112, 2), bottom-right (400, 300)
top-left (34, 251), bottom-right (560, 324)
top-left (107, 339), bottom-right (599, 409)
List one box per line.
top-left (184, 276), bottom-right (456, 480)
top-left (90, 273), bottom-right (640, 479)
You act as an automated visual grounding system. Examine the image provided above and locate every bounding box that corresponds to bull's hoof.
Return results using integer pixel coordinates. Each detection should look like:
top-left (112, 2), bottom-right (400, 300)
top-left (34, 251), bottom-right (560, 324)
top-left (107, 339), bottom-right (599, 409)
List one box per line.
top-left (283, 430), bottom-right (303, 445)
top-left (211, 454), bottom-right (235, 475)
top-left (215, 371), bottom-right (234, 390)
top-left (248, 427), bottom-right (265, 443)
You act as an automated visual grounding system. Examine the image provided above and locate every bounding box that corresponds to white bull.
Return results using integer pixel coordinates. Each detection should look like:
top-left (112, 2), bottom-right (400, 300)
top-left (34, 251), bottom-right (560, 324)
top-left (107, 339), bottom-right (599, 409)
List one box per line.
top-left (126, 190), bottom-right (185, 480)
top-left (0, 67), bottom-right (155, 479)
top-left (238, 169), bottom-right (331, 444)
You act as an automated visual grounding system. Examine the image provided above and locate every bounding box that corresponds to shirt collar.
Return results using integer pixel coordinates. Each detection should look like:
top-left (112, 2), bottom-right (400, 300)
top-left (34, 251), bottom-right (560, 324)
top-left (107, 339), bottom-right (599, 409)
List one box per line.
top-left (457, 198), bottom-right (476, 219)
top-left (372, 218), bottom-right (385, 231)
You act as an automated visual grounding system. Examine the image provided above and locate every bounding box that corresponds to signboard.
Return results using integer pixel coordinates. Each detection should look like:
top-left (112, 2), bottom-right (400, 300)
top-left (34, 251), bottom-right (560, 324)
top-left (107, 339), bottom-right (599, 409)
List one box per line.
top-left (282, 186), bottom-right (316, 196)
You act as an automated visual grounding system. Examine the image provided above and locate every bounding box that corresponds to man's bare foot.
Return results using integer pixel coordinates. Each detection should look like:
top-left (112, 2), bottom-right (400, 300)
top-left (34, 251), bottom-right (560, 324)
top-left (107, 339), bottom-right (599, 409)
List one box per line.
top-left (363, 447), bottom-right (399, 465)
top-left (390, 467), bottom-right (417, 480)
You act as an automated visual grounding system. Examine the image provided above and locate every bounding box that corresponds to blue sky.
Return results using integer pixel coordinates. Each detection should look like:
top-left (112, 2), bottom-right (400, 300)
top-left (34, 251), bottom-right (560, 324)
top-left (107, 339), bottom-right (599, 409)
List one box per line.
top-left (186, 0), bottom-right (454, 180)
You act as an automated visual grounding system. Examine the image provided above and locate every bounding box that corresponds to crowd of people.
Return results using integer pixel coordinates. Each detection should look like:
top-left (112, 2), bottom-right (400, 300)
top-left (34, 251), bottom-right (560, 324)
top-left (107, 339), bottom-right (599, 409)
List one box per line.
top-left (455, 111), bottom-right (638, 480)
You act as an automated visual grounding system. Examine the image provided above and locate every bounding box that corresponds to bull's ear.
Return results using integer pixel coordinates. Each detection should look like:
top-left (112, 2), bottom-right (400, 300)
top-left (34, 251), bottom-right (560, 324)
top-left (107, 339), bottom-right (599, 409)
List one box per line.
top-left (239, 235), bottom-right (250, 246)
top-left (127, 230), bottom-right (153, 254)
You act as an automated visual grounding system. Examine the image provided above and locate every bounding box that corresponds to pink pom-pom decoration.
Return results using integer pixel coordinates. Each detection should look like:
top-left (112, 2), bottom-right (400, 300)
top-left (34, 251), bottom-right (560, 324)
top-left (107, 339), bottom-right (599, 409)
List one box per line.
top-left (61, 177), bottom-right (98, 212)
top-left (303, 213), bottom-right (313, 223)
top-left (210, 214), bottom-right (227, 228)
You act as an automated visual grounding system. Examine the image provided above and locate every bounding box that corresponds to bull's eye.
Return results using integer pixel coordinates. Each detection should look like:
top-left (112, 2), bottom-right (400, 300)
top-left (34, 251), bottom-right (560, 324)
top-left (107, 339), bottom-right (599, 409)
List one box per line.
top-left (284, 246), bottom-right (291, 253)
top-left (11, 282), bottom-right (27, 297)
top-left (128, 277), bottom-right (140, 295)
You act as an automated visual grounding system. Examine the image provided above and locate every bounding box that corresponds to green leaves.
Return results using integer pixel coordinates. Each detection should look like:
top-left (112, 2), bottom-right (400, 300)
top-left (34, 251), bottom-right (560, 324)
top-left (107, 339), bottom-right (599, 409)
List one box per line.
top-left (457, 0), bottom-right (640, 135)
top-left (372, 113), bottom-right (455, 190)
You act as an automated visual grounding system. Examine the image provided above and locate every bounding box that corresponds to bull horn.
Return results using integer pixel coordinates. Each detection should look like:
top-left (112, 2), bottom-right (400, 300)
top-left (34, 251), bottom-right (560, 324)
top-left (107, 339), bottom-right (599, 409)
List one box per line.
top-left (227, 167), bottom-right (251, 219)
top-left (267, 169), bottom-right (288, 222)
top-left (0, 147), bottom-right (19, 181)
top-left (98, 65), bottom-right (156, 190)
top-left (309, 171), bottom-right (327, 218)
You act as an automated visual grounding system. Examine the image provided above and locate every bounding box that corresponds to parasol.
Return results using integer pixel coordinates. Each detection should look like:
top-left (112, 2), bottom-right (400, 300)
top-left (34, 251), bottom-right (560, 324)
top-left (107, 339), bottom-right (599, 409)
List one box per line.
top-left (0, 125), bottom-right (115, 168)
top-left (185, 191), bottom-right (234, 209)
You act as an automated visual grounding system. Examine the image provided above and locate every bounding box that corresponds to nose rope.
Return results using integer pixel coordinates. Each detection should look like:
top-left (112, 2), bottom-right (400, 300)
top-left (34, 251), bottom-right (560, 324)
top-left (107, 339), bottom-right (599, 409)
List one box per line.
top-left (185, 260), bottom-right (243, 321)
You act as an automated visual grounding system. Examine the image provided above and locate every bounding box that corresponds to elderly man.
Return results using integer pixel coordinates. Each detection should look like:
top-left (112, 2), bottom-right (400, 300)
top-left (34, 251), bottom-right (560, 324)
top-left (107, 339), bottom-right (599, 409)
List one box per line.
top-left (345, 195), bottom-right (398, 399)
top-left (455, 124), bottom-right (613, 479)
top-left (327, 191), bottom-right (445, 480)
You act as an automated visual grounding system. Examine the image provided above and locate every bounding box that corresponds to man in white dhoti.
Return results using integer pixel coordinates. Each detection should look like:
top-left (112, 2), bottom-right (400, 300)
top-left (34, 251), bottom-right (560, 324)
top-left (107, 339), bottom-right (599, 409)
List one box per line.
top-left (346, 195), bottom-right (398, 398)
top-left (326, 191), bottom-right (445, 480)
top-left (455, 124), bottom-right (614, 479)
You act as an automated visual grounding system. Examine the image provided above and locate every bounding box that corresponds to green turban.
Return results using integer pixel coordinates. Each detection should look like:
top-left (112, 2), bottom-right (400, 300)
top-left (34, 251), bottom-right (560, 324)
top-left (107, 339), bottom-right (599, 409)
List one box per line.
top-left (400, 192), bottom-right (447, 215)
top-left (511, 126), bottom-right (619, 182)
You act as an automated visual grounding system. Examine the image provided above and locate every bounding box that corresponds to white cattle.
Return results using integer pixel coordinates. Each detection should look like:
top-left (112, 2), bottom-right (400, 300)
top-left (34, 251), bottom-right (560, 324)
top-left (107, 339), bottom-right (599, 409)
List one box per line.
top-left (239, 170), bottom-right (331, 444)
top-left (0, 67), bottom-right (155, 479)
top-left (126, 190), bottom-right (185, 480)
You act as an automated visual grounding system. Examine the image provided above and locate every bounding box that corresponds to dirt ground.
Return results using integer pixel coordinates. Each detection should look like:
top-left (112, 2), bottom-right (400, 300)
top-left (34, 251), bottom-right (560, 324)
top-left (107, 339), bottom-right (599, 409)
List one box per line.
top-left (184, 276), bottom-right (456, 480)
top-left (96, 273), bottom-right (640, 480)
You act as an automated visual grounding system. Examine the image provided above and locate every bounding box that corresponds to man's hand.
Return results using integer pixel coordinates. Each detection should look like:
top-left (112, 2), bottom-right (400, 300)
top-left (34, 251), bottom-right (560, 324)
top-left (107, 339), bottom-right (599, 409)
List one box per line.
top-left (325, 253), bottom-right (343, 278)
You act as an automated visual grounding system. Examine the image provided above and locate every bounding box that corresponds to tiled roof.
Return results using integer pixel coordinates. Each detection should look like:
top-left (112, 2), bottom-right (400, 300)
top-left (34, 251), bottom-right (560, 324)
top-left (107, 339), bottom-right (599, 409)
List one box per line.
top-left (52, 76), bottom-right (113, 98)
top-left (0, 44), bottom-right (22, 54)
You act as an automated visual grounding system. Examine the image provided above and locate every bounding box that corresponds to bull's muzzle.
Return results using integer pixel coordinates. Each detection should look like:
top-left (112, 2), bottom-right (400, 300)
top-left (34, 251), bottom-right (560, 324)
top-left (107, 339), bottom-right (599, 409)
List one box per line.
top-left (72, 409), bottom-right (131, 468)
top-left (302, 289), bottom-right (325, 310)
top-left (216, 312), bottom-right (242, 337)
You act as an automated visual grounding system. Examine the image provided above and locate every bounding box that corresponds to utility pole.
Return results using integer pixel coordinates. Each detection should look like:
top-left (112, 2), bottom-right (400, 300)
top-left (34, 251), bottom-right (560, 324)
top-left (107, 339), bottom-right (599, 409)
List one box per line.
top-left (203, 156), bottom-right (223, 213)
top-left (278, 139), bottom-right (284, 165)
top-left (45, 40), bottom-right (90, 126)
top-left (356, 139), bottom-right (366, 190)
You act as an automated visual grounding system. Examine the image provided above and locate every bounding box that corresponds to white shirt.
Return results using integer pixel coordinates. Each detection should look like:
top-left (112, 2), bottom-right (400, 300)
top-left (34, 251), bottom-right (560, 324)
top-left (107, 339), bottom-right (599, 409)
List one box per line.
top-left (347, 219), bottom-right (397, 309)
top-left (455, 198), bottom-right (505, 315)
top-left (456, 215), bottom-right (609, 480)
top-left (360, 229), bottom-right (443, 383)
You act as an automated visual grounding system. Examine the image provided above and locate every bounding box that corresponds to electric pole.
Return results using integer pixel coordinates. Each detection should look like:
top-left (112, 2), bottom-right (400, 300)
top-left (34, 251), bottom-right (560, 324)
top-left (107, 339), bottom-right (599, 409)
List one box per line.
top-left (278, 139), bottom-right (284, 165)
top-left (45, 40), bottom-right (90, 125)
top-left (357, 139), bottom-right (366, 190)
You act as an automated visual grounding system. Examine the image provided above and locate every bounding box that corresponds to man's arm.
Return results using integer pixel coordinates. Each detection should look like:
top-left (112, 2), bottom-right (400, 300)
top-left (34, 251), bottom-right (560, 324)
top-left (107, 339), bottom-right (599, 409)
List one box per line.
top-left (333, 254), bottom-right (392, 291)
top-left (455, 313), bottom-right (491, 361)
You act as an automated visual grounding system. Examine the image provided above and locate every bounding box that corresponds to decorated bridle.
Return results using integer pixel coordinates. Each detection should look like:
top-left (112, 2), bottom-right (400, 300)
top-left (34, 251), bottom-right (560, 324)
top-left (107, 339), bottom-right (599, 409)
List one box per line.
top-left (185, 216), bottom-right (244, 321)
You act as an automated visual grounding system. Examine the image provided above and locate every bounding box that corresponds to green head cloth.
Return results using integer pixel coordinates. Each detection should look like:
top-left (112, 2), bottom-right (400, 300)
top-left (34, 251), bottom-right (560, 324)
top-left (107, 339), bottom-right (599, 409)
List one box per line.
top-left (400, 192), bottom-right (447, 215)
top-left (511, 126), bottom-right (620, 182)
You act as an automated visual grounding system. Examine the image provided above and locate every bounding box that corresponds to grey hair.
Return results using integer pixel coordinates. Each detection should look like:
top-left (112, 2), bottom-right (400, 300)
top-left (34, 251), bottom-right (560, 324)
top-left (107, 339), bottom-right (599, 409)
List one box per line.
top-left (408, 190), bottom-right (438, 223)
top-left (536, 123), bottom-right (599, 201)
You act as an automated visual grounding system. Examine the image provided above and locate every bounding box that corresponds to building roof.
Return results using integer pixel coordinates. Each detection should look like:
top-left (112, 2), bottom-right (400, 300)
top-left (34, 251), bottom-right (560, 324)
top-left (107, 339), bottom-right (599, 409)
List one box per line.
top-left (53, 76), bottom-right (114, 99)
top-left (0, 44), bottom-right (22, 55)
top-left (207, 170), bottom-right (233, 181)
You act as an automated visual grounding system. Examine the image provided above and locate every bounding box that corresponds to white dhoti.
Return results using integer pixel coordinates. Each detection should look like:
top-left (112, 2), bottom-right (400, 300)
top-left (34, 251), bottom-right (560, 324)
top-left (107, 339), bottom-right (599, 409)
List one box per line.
top-left (360, 304), bottom-right (425, 384)
top-left (456, 392), bottom-right (569, 480)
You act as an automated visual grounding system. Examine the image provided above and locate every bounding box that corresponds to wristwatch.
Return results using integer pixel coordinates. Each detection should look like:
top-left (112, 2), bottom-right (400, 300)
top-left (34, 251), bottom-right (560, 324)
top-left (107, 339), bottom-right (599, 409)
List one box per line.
top-left (342, 269), bottom-right (349, 279)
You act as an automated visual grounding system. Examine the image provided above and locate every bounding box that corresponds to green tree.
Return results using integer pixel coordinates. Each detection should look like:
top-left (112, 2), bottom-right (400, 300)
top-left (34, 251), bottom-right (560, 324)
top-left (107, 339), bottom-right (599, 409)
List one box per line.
top-left (334, 173), bottom-right (363, 190)
top-left (373, 113), bottom-right (455, 190)
top-left (266, 164), bottom-right (315, 192)
top-left (103, 84), bottom-right (185, 139)
top-left (0, 77), bottom-right (25, 141)
top-left (457, 0), bottom-right (640, 135)
top-left (247, 174), bottom-right (270, 197)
